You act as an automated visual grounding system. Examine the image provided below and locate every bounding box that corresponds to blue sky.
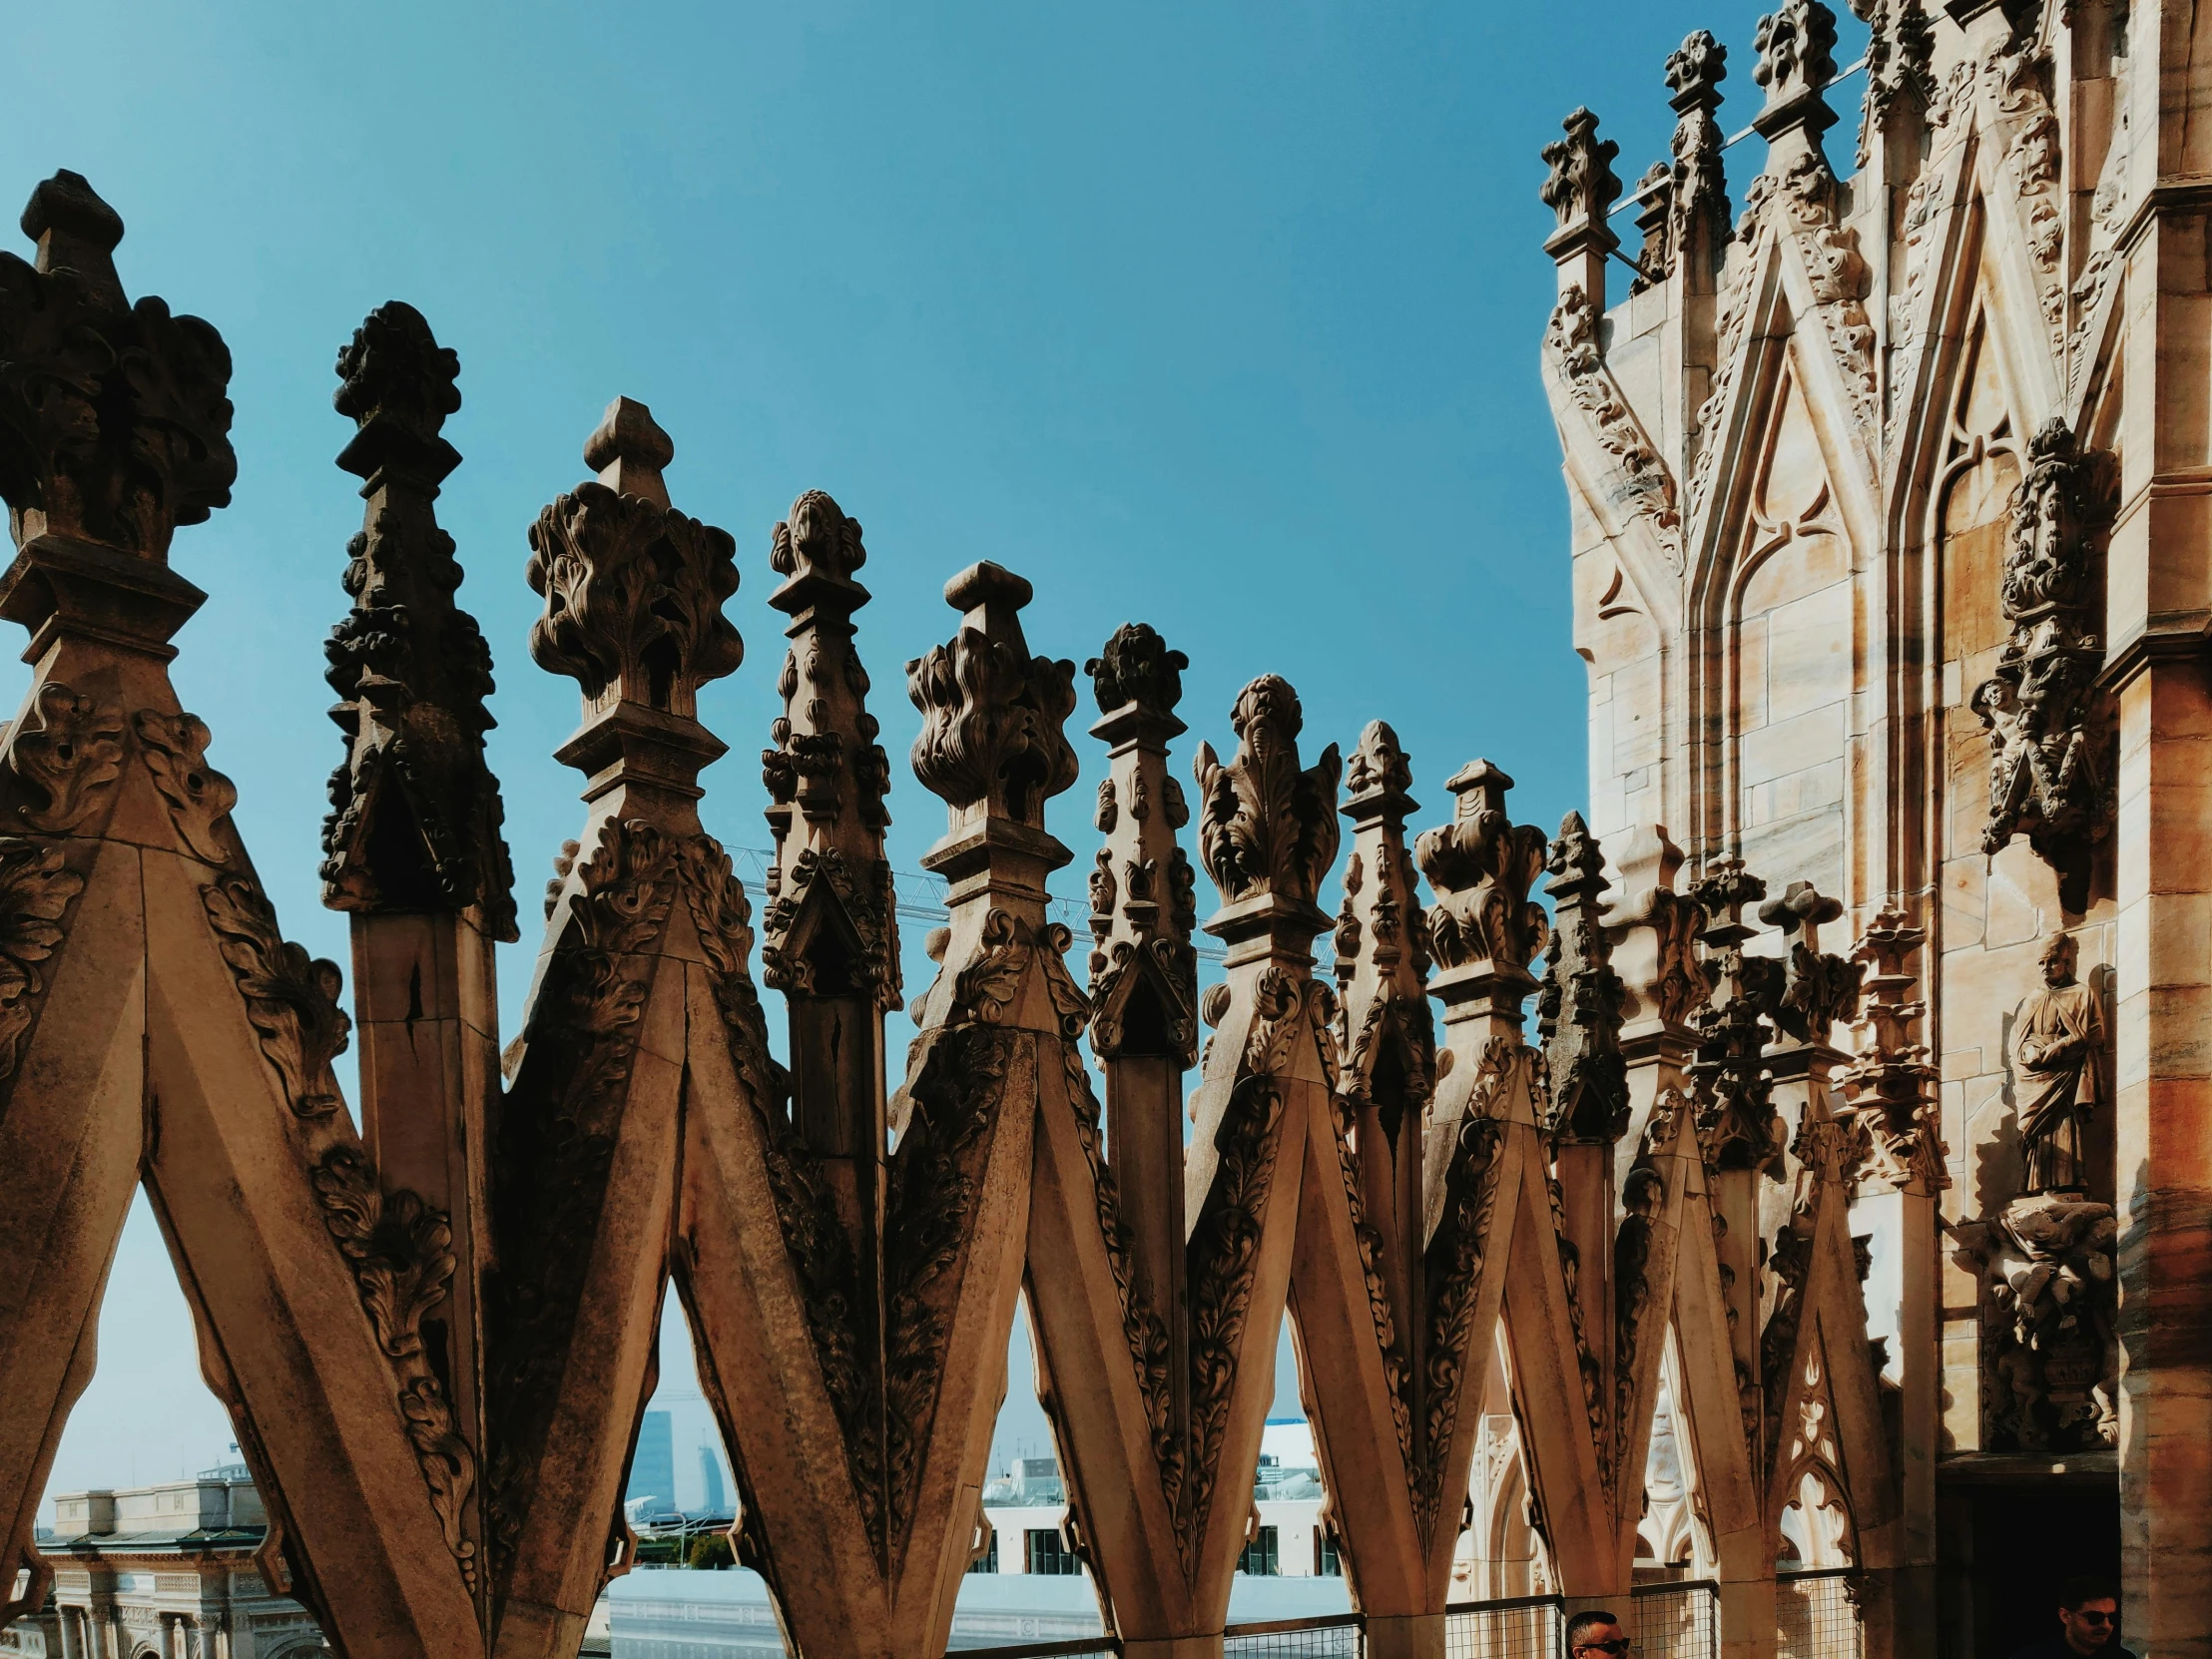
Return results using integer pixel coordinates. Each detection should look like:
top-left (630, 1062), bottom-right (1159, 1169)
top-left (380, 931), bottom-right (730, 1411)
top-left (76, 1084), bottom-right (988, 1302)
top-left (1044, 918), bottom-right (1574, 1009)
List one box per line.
top-left (9, 0), bottom-right (1864, 1509)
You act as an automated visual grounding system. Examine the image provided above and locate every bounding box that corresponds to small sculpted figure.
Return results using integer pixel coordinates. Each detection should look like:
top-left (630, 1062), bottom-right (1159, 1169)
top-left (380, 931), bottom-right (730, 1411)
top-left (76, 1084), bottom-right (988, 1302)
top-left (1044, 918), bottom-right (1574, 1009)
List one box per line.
top-left (2014, 932), bottom-right (2105, 1194)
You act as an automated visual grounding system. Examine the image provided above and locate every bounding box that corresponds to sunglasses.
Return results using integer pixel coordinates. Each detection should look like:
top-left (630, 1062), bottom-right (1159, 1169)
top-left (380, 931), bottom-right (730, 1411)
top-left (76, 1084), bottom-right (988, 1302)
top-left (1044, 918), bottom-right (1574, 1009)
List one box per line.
top-left (1575, 1644), bottom-right (1632, 1656)
top-left (2073, 1611), bottom-right (2114, 1628)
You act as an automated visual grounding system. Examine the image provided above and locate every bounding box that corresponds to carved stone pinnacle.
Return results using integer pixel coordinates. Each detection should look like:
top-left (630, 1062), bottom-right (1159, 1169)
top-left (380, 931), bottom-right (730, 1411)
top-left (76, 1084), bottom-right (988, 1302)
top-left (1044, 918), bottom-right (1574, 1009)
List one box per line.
top-left (526, 400), bottom-right (742, 725)
top-left (0, 170), bottom-right (237, 561)
top-left (907, 560), bottom-right (1079, 833)
top-left (321, 302), bottom-right (516, 937)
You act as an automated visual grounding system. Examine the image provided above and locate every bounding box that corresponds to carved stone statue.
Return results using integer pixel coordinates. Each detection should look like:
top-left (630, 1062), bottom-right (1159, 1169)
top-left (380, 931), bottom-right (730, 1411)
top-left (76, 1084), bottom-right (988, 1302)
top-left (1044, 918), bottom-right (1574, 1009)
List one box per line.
top-left (2013, 932), bottom-right (2105, 1195)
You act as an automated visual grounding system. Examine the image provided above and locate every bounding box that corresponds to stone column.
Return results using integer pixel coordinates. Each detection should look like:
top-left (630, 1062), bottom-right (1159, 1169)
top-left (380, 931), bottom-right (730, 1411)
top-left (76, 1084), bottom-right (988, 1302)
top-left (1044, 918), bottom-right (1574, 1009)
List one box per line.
top-left (2103, 5), bottom-right (2212, 1644)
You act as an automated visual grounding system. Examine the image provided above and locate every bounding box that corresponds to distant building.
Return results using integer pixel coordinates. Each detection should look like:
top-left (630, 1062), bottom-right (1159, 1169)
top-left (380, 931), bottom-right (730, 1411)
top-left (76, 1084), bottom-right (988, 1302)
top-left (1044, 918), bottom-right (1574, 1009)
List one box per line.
top-left (698, 1446), bottom-right (727, 1516)
top-left (628, 1411), bottom-right (676, 1518)
top-left (976, 1426), bottom-right (1342, 1581)
top-left (35, 1468), bottom-right (324, 1659)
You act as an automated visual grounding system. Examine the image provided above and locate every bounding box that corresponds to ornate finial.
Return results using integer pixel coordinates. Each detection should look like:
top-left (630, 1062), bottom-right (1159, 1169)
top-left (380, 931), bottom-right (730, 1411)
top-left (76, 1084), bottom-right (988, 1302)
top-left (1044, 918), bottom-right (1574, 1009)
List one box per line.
top-left (1599, 825), bottom-right (1707, 1035)
top-left (1191, 675), bottom-right (1341, 909)
top-left (1085, 622), bottom-right (1197, 1063)
top-left (1331, 723), bottom-right (1433, 1120)
top-left (320, 303), bottom-right (516, 939)
top-left (760, 488), bottom-right (898, 1009)
top-left (1540, 108), bottom-right (1624, 309)
top-left (0, 172), bottom-right (236, 559)
top-left (1414, 760), bottom-right (1549, 983)
top-left (332, 300), bottom-right (461, 487)
top-left (1537, 812), bottom-right (1627, 1143)
top-left (1857, 0), bottom-right (1936, 169)
top-left (526, 398), bottom-right (742, 722)
top-left (1665, 31), bottom-right (1731, 276)
top-left (1752, 1), bottom-right (1841, 147)
top-left (21, 171), bottom-right (125, 307)
top-left (1629, 166), bottom-right (1674, 295)
top-left (1758, 880), bottom-right (1863, 1047)
top-left (1971, 418), bottom-right (2118, 911)
top-left (770, 488), bottom-right (868, 589)
top-left (1541, 109), bottom-right (1624, 236)
top-left (907, 561), bottom-right (1080, 831)
top-left (583, 395), bottom-right (675, 507)
top-left (1687, 857), bottom-right (1783, 1170)
top-left (1086, 622), bottom-right (1189, 723)
top-left (1839, 905), bottom-right (1945, 1192)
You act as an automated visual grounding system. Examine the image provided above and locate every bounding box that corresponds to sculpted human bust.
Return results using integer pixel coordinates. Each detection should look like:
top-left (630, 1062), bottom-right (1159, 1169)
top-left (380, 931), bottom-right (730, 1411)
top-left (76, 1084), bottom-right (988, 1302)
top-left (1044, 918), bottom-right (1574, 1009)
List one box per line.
top-left (2014, 932), bottom-right (2106, 1195)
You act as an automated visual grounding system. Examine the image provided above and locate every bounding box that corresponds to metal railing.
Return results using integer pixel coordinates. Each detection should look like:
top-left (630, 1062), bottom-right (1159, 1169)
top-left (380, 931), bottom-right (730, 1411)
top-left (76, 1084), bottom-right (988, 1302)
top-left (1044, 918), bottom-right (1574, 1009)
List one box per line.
top-left (1630, 1580), bottom-right (1718, 1659)
top-left (1443, 1594), bottom-right (1565, 1659)
top-left (1222, 1613), bottom-right (1364, 1659)
top-left (1775, 1570), bottom-right (1862, 1659)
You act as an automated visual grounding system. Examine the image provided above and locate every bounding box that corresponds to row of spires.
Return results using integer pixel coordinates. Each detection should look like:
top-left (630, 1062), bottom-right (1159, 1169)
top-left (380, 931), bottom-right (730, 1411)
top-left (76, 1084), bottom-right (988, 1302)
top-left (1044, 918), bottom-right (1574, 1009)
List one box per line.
top-left (1538, 0), bottom-right (1987, 309)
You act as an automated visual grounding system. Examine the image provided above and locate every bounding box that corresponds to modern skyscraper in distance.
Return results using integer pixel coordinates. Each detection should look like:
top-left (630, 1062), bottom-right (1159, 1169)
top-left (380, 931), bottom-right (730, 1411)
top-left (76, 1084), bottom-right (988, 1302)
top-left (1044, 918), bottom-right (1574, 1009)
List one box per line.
top-left (699, 1443), bottom-right (727, 1515)
top-left (627, 1410), bottom-right (675, 1517)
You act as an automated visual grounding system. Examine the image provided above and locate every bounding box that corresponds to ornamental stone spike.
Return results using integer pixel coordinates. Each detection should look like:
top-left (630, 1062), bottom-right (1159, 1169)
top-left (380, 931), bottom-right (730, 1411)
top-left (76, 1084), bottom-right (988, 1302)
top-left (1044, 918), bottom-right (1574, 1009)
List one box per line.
top-left (1664, 30), bottom-right (1731, 285)
top-left (526, 397), bottom-right (740, 822)
top-left (321, 300), bottom-right (517, 941)
top-left (1540, 107), bottom-right (1622, 310)
top-left (1752, 0), bottom-right (1841, 163)
top-left (1537, 810), bottom-right (1627, 1147)
top-left (902, 558), bottom-right (1078, 1030)
top-left (1413, 758), bottom-right (1548, 1038)
top-left (761, 488), bottom-right (900, 1012)
top-left (0, 171), bottom-right (236, 564)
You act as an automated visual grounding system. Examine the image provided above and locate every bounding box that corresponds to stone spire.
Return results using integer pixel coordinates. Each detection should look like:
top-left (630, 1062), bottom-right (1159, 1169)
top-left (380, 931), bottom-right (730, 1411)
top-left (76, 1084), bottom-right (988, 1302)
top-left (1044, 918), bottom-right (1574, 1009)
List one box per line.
top-left (1086, 621), bottom-right (1198, 1063)
top-left (1540, 108), bottom-right (1623, 309)
top-left (1415, 759), bottom-right (1548, 1036)
top-left (760, 488), bottom-right (899, 1011)
top-left (1664, 30), bottom-right (1731, 282)
top-left (0, 171), bottom-right (236, 563)
top-left (1688, 856), bottom-right (1782, 1171)
top-left (1537, 811), bottom-right (1627, 1146)
top-left (320, 301), bottom-right (517, 940)
top-left (1840, 906), bottom-right (1945, 1192)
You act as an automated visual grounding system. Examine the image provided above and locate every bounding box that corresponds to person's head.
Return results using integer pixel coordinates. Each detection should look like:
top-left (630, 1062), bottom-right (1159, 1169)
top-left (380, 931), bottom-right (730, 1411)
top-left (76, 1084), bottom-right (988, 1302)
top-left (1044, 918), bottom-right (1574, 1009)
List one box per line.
top-left (1566, 1611), bottom-right (1628, 1657)
top-left (2040, 931), bottom-right (2079, 988)
top-left (2057, 1576), bottom-right (2120, 1654)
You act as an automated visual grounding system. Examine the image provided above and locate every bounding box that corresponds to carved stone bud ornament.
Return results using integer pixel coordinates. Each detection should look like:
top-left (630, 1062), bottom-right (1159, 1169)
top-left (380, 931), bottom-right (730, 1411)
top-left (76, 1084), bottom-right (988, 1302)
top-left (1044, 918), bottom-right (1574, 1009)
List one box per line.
top-left (1972, 418), bottom-right (2117, 911)
top-left (527, 397), bottom-right (742, 722)
top-left (0, 172), bottom-right (236, 559)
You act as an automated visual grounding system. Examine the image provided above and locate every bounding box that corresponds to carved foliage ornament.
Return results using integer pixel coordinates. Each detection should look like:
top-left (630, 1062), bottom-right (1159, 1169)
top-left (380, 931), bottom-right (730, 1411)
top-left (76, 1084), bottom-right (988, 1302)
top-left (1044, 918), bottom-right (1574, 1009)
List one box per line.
top-left (1193, 675), bottom-right (1341, 908)
top-left (1415, 761), bottom-right (1548, 976)
top-left (907, 563), bottom-right (1080, 827)
top-left (4, 682), bottom-right (123, 832)
top-left (1972, 419), bottom-right (2117, 910)
top-left (486, 818), bottom-right (679, 1571)
top-left (1539, 108), bottom-right (1622, 235)
top-left (0, 172), bottom-right (237, 558)
top-left (1087, 621), bottom-right (1188, 720)
top-left (203, 875), bottom-right (351, 1119)
top-left (1545, 287), bottom-right (1682, 556)
top-left (1752, 0), bottom-right (1839, 114)
top-left (310, 1146), bottom-right (477, 1586)
top-left (527, 404), bottom-right (743, 715)
top-left (0, 837), bottom-right (84, 1088)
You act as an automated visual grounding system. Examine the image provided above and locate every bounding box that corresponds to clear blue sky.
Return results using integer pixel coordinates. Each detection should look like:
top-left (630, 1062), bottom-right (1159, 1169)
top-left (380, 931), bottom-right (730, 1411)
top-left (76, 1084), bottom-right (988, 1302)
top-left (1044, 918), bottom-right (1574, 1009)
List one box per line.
top-left (9, 0), bottom-right (1863, 1508)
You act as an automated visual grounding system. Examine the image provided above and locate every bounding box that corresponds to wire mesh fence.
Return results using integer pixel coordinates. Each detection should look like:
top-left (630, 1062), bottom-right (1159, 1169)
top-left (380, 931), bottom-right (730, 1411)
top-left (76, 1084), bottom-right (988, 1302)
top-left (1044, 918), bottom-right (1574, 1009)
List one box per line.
top-left (1221, 1614), bottom-right (1364, 1659)
top-left (1442, 1594), bottom-right (1565, 1659)
top-left (1776, 1570), bottom-right (1862, 1659)
top-left (1629, 1580), bottom-right (1717, 1659)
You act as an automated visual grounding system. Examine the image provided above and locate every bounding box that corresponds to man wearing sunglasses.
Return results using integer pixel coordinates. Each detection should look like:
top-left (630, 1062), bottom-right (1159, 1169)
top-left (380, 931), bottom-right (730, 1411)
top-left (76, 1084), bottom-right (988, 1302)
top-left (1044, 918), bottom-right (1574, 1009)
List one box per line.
top-left (2009, 1575), bottom-right (2132, 1658)
top-left (1566, 1611), bottom-right (1629, 1657)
